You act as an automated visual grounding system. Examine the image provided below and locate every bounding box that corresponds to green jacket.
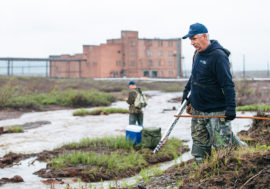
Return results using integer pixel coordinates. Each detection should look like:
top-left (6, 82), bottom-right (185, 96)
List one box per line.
top-left (127, 88), bottom-right (143, 114)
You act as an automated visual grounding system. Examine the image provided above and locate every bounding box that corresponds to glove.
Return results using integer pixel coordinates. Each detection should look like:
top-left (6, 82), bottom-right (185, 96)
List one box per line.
top-left (181, 91), bottom-right (190, 104)
top-left (225, 110), bottom-right (236, 121)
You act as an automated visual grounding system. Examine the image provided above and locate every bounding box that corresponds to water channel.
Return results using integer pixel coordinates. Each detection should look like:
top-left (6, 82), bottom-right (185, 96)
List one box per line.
top-left (0, 91), bottom-right (253, 188)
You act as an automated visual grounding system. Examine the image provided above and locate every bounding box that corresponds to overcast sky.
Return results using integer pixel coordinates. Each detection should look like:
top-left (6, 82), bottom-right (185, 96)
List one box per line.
top-left (0, 0), bottom-right (269, 71)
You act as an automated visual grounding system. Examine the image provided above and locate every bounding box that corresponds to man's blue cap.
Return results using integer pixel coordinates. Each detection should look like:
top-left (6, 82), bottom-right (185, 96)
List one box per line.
top-left (129, 81), bottom-right (135, 85)
top-left (182, 23), bottom-right (208, 39)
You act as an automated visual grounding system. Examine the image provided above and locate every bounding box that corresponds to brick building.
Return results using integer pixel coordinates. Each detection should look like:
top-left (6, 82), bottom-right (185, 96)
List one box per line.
top-left (50, 31), bottom-right (182, 78)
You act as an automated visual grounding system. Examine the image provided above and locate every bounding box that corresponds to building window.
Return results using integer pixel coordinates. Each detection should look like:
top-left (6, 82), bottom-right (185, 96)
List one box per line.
top-left (116, 60), bottom-right (122, 66)
top-left (168, 41), bottom-right (173, 47)
top-left (158, 60), bottom-right (162, 66)
top-left (130, 51), bottom-right (136, 56)
top-left (86, 61), bottom-right (90, 67)
top-left (147, 40), bottom-right (152, 46)
top-left (152, 71), bottom-right (158, 78)
top-left (158, 40), bottom-right (163, 47)
top-left (147, 50), bottom-right (152, 56)
top-left (130, 60), bottom-right (136, 66)
top-left (130, 40), bottom-right (136, 46)
top-left (168, 60), bottom-right (174, 66)
top-left (158, 51), bottom-right (163, 56)
top-left (168, 70), bottom-right (173, 76)
top-left (168, 51), bottom-right (173, 57)
top-left (143, 71), bottom-right (150, 77)
top-left (147, 59), bottom-right (153, 66)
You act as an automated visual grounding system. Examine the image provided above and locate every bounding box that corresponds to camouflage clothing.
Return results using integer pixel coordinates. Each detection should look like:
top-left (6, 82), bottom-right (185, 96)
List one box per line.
top-left (129, 113), bottom-right (143, 126)
top-left (191, 109), bottom-right (245, 160)
top-left (127, 88), bottom-right (143, 125)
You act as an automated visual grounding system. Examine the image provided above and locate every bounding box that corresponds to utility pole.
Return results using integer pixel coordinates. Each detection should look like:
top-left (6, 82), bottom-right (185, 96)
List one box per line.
top-left (177, 39), bottom-right (183, 78)
top-left (267, 61), bottom-right (269, 77)
top-left (243, 55), bottom-right (245, 78)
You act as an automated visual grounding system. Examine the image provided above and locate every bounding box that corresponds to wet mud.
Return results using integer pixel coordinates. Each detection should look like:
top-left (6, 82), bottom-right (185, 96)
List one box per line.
top-left (0, 111), bottom-right (24, 121)
top-left (133, 113), bottom-right (270, 189)
top-left (0, 153), bottom-right (33, 168)
top-left (0, 140), bottom-right (189, 184)
top-left (0, 175), bottom-right (24, 186)
top-left (0, 121), bottom-right (51, 135)
top-left (238, 113), bottom-right (270, 146)
top-left (33, 142), bottom-right (189, 183)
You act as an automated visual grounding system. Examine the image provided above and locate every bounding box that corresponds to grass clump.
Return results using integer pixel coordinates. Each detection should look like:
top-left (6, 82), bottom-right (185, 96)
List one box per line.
top-left (6, 126), bottom-right (23, 133)
top-left (5, 89), bottom-right (115, 110)
top-left (52, 150), bottom-right (147, 172)
top-left (62, 136), bottom-right (134, 150)
top-left (236, 104), bottom-right (270, 111)
top-left (73, 107), bottom-right (129, 116)
top-left (48, 136), bottom-right (187, 182)
top-left (185, 145), bottom-right (270, 182)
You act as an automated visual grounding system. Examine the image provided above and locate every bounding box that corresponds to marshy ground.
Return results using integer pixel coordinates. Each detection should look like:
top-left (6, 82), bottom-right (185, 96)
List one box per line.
top-left (0, 76), bottom-right (270, 188)
top-left (0, 136), bottom-right (189, 186)
top-left (131, 113), bottom-right (270, 189)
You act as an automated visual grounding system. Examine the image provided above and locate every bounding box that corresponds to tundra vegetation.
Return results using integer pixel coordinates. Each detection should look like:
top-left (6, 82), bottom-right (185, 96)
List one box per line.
top-left (33, 136), bottom-right (189, 183)
top-left (132, 113), bottom-right (270, 189)
top-left (1, 76), bottom-right (270, 188)
top-left (0, 76), bottom-right (269, 111)
top-left (73, 107), bottom-right (129, 116)
top-left (6, 126), bottom-right (23, 133)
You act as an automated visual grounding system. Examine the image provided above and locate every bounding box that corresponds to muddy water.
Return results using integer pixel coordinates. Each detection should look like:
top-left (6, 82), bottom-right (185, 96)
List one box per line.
top-left (0, 91), bottom-right (254, 188)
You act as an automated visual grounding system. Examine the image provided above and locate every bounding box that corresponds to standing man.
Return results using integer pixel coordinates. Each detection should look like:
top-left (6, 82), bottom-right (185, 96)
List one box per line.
top-left (182, 23), bottom-right (246, 163)
top-left (126, 81), bottom-right (143, 126)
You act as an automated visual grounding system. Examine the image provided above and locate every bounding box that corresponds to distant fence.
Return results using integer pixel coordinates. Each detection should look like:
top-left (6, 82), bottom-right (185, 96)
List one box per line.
top-left (0, 57), bottom-right (86, 78)
top-left (0, 57), bottom-right (269, 79)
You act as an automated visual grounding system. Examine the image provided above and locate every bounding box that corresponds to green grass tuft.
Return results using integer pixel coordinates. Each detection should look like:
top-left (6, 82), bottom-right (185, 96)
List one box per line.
top-left (236, 104), bottom-right (270, 111)
top-left (73, 107), bottom-right (129, 116)
top-left (6, 126), bottom-right (23, 133)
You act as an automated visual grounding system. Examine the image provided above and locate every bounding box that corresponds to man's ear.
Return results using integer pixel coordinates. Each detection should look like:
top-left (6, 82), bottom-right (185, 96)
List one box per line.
top-left (202, 33), bottom-right (207, 39)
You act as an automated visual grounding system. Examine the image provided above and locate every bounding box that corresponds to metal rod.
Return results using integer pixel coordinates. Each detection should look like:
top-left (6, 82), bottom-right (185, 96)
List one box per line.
top-left (174, 115), bottom-right (270, 120)
top-left (153, 92), bottom-right (191, 154)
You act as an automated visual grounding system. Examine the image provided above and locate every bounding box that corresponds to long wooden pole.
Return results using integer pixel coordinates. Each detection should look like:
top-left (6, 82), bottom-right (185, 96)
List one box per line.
top-left (174, 115), bottom-right (270, 120)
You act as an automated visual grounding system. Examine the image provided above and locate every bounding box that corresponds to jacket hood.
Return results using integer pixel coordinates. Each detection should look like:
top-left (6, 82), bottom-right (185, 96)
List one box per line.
top-left (201, 40), bottom-right (230, 57)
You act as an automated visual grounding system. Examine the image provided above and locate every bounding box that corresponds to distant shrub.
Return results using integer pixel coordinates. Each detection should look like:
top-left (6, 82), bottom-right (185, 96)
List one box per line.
top-left (0, 79), bottom-right (18, 108)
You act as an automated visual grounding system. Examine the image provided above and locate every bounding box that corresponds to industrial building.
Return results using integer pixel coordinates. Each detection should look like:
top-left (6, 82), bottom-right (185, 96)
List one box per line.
top-left (50, 31), bottom-right (182, 78)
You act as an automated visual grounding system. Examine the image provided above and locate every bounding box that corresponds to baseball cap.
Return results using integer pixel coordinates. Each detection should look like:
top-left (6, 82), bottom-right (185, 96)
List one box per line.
top-left (182, 23), bottom-right (208, 39)
top-left (128, 81), bottom-right (135, 85)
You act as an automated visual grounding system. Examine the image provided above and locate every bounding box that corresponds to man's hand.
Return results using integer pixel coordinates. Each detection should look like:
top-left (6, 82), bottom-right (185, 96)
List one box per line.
top-left (181, 91), bottom-right (190, 104)
top-left (225, 110), bottom-right (236, 121)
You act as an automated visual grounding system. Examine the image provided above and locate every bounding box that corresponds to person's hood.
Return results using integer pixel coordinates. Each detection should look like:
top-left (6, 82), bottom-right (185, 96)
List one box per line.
top-left (200, 40), bottom-right (230, 57)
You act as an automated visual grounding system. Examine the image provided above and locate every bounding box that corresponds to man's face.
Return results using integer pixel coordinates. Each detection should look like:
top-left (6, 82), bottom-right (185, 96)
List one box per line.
top-left (129, 84), bottom-right (136, 89)
top-left (189, 34), bottom-right (208, 52)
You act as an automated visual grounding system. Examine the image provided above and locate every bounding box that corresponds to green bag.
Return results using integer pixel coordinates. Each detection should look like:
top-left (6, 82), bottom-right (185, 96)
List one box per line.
top-left (141, 127), bottom-right (161, 149)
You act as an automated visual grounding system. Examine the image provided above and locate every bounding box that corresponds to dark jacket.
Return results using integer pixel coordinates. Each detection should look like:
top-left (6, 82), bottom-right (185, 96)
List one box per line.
top-left (127, 88), bottom-right (143, 114)
top-left (184, 40), bottom-right (236, 112)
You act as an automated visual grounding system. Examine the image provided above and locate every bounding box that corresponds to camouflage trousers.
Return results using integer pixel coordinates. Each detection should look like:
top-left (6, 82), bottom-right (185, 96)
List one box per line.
top-left (129, 112), bottom-right (143, 126)
top-left (191, 109), bottom-right (245, 161)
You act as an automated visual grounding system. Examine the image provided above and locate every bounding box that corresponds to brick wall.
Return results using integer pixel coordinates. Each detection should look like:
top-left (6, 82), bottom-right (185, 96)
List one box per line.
top-left (50, 31), bottom-right (182, 78)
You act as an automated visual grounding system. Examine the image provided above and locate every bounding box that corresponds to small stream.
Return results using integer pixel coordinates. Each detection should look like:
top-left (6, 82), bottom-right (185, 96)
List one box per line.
top-left (0, 91), bottom-right (253, 188)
